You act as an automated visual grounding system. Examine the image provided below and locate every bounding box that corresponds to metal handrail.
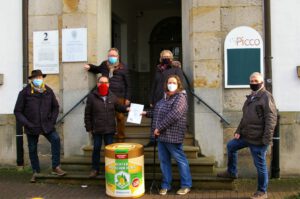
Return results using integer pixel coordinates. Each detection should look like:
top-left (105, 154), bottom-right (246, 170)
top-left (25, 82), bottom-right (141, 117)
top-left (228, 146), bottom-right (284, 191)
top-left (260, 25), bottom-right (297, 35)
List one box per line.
top-left (56, 86), bottom-right (96, 125)
top-left (182, 72), bottom-right (230, 125)
top-left (56, 73), bottom-right (230, 125)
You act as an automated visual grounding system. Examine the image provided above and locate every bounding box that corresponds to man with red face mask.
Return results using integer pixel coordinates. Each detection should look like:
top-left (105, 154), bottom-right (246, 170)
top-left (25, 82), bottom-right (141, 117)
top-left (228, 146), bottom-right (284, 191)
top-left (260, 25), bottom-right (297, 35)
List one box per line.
top-left (84, 48), bottom-right (131, 140)
top-left (84, 76), bottom-right (129, 178)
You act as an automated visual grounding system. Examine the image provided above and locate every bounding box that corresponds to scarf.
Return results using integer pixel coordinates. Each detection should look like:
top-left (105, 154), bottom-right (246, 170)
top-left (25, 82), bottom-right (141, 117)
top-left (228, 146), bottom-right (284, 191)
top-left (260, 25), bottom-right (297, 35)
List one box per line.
top-left (30, 83), bottom-right (46, 94)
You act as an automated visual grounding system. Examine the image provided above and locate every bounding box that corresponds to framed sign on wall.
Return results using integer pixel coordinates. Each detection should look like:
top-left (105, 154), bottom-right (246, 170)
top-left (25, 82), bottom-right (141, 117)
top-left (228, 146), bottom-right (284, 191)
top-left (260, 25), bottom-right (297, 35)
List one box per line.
top-left (224, 26), bottom-right (264, 88)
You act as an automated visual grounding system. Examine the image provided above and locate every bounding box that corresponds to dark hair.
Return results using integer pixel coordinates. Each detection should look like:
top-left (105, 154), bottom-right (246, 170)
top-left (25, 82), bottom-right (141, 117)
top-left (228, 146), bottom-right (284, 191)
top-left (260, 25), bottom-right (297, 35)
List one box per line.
top-left (164, 75), bottom-right (184, 92)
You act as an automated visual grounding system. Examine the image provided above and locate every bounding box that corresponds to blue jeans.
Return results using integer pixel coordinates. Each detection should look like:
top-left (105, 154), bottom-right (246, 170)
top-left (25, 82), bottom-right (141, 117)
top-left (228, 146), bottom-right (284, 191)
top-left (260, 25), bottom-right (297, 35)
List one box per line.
top-left (158, 141), bottom-right (192, 190)
top-left (227, 138), bottom-right (269, 192)
top-left (92, 133), bottom-right (114, 171)
top-left (26, 131), bottom-right (61, 173)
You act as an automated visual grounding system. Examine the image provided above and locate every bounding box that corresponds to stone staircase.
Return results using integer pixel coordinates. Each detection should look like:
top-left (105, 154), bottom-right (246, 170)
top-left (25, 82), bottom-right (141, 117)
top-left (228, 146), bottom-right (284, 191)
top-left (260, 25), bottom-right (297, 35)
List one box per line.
top-left (36, 118), bottom-right (234, 190)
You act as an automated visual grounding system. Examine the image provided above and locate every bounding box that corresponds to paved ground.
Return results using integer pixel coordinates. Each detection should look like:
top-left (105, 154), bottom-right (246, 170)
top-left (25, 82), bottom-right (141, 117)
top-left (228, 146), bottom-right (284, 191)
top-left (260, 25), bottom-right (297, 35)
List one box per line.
top-left (0, 168), bottom-right (299, 199)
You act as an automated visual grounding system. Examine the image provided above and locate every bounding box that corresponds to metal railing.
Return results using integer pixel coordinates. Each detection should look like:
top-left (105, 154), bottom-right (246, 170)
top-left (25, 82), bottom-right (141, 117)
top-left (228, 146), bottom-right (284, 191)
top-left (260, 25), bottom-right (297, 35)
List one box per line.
top-left (55, 74), bottom-right (230, 126)
top-left (182, 72), bottom-right (230, 125)
top-left (56, 86), bottom-right (96, 125)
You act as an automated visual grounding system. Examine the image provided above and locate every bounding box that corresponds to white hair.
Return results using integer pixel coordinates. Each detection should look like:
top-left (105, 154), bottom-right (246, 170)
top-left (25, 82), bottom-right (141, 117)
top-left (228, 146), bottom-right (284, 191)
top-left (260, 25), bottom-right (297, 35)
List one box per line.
top-left (250, 72), bottom-right (264, 82)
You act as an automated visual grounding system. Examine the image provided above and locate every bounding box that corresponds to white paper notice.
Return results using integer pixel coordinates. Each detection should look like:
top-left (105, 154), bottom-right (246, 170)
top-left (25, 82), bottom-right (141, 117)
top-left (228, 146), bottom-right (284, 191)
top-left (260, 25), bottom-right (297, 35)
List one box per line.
top-left (33, 30), bottom-right (59, 74)
top-left (127, 103), bottom-right (144, 124)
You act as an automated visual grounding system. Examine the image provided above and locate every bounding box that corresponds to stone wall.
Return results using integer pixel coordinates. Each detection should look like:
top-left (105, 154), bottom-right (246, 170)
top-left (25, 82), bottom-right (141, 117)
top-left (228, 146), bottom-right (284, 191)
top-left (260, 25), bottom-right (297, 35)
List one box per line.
top-left (0, 115), bottom-right (16, 166)
top-left (183, 0), bottom-right (263, 166)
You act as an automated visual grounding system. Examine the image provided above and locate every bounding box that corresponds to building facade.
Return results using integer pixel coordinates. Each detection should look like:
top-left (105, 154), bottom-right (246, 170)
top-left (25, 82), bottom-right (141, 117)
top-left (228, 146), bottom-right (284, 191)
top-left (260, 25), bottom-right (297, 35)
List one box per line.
top-left (0, 0), bottom-right (299, 177)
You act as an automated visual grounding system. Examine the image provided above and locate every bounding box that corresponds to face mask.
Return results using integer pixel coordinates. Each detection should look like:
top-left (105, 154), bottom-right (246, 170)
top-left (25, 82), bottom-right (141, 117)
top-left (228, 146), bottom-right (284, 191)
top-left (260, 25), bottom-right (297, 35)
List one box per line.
top-left (167, 83), bottom-right (177, 92)
top-left (161, 58), bottom-right (171, 65)
top-left (98, 84), bottom-right (109, 96)
top-left (108, 56), bottom-right (118, 65)
top-left (32, 79), bottom-right (43, 87)
top-left (250, 83), bottom-right (263, 91)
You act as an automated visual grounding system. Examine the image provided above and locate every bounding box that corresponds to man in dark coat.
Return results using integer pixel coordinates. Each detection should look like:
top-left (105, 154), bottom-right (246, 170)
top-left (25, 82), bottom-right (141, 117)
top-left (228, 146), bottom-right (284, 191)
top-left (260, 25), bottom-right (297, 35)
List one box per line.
top-left (145, 49), bottom-right (184, 147)
top-left (14, 70), bottom-right (66, 183)
top-left (84, 76), bottom-right (129, 177)
top-left (217, 72), bottom-right (277, 199)
top-left (84, 48), bottom-right (131, 140)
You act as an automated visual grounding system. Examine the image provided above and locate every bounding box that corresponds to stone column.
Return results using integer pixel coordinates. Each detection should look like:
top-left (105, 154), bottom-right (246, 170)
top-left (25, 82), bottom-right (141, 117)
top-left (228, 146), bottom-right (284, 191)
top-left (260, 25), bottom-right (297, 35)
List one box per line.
top-left (62, 0), bottom-right (111, 157)
top-left (182, 0), bottom-right (224, 165)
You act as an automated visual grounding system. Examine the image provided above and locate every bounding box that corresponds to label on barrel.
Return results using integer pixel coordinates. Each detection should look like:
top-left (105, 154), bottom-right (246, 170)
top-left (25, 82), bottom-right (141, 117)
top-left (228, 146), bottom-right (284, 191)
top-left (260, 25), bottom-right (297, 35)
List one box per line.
top-left (105, 147), bottom-right (144, 197)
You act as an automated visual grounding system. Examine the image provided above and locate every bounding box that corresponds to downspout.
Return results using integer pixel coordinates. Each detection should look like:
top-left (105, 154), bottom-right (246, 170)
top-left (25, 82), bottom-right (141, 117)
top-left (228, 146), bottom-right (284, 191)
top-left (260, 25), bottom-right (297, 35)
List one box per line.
top-left (264, 0), bottom-right (280, 179)
top-left (16, 0), bottom-right (29, 167)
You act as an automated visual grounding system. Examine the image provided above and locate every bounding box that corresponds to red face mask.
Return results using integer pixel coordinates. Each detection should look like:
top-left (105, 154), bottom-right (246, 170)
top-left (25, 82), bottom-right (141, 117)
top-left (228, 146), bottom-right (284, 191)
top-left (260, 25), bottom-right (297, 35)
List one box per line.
top-left (98, 84), bottom-right (109, 96)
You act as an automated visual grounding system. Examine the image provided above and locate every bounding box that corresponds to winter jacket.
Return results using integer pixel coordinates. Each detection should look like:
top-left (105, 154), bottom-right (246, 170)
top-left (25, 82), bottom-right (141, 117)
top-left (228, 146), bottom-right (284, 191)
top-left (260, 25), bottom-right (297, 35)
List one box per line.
top-left (236, 87), bottom-right (277, 146)
top-left (84, 90), bottom-right (127, 134)
top-left (147, 91), bottom-right (188, 144)
top-left (149, 61), bottom-right (184, 106)
top-left (14, 84), bottom-right (59, 135)
top-left (88, 61), bottom-right (131, 100)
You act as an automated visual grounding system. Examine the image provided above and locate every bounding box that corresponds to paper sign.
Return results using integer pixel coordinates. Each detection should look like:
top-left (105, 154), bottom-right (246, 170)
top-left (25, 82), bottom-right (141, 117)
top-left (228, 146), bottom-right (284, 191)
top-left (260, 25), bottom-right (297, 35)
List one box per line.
top-left (127, 103), bottom-right (144, 124)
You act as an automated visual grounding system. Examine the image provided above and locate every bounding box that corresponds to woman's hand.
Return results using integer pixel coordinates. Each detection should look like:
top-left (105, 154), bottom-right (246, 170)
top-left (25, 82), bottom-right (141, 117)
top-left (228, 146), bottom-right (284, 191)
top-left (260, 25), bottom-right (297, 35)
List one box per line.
top-left (154, 129), bottom-right (160, 137)
top-left (141, 111), bottom-right (147, 116)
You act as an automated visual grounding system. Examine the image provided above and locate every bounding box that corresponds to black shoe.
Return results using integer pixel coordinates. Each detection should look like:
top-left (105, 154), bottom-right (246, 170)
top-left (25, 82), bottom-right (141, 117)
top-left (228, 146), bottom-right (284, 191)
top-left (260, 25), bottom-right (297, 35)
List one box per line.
top-left (144, 141), bottom-right (155, 147)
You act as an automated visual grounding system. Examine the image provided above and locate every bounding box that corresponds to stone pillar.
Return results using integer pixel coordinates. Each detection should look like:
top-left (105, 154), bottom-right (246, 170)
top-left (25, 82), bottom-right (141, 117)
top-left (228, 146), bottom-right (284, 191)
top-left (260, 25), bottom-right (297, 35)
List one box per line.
top-left (182, 0), bottom-right (224, 165)
top-left (63, 0), bottom-right (111, 157)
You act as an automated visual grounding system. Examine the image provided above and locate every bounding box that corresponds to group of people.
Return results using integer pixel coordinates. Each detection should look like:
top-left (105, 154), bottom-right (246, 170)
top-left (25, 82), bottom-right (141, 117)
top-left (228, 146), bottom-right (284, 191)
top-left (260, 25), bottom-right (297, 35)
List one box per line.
top-left (14, 47), bottom-right (277, 199)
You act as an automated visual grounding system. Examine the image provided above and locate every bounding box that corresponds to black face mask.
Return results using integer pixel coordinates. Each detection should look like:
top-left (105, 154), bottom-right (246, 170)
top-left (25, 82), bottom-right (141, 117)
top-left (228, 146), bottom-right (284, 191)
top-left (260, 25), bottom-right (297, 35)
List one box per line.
top-left (250, 83), bottom-right (263, 91)
top-left (161, 58), bottom-right (171, 65)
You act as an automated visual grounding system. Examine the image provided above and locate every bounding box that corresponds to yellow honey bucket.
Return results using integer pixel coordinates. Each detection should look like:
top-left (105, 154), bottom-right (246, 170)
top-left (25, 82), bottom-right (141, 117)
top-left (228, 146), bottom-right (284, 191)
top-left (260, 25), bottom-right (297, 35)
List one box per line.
top-left (105, 143), bottom-right (144, 198)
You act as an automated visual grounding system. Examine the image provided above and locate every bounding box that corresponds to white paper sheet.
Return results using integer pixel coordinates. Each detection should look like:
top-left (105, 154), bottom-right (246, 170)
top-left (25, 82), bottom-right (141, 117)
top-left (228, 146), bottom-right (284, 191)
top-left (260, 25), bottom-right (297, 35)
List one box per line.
top-left (126, 103), bottom-right (144, 124)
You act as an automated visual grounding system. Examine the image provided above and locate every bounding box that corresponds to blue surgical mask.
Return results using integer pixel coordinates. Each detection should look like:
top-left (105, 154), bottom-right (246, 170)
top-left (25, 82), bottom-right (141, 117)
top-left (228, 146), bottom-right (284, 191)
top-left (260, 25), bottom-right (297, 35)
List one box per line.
top-left (108, 56), bottom-right (118, 64)
top-left (32, 79), bottom-right (43, 87)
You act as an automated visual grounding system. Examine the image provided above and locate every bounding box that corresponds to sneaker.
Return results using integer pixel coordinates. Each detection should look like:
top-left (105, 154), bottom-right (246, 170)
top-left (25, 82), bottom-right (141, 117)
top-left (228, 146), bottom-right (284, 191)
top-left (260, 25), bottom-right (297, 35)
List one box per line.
top-left (159, 188), bottom-right (168, 195)
top-left (176, 188), bottom-right (191, 195)
top-left (30, 172), bottom-right (38, 183)
top-left (250, 191), bottom-right (268, 199)
top-left (89, 170), bottom-right (99, 178)
top-left (144, 141), bottom-right (155, 148)
top-left (52, 166), bottom-right (66, 176)
top-left (217, 171), bottom-right (238, 179)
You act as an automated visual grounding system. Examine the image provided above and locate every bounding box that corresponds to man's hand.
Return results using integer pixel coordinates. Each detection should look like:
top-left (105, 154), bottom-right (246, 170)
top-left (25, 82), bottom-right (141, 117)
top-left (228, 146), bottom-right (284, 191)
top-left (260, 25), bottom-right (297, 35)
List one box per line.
top-left (234, 133), bottom-right (240, 139)
top-left (154, 129), bottom-right (160, 137)
top-left (125, 99), bottom-right (130, 106)
top-left (84, 64), bottom-right (90, 70)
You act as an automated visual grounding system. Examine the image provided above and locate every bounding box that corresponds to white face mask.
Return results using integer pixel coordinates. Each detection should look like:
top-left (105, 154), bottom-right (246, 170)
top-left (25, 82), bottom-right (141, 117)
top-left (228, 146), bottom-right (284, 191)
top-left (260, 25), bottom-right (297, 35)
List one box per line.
top-left (167, 83), bottom-right (177, 92)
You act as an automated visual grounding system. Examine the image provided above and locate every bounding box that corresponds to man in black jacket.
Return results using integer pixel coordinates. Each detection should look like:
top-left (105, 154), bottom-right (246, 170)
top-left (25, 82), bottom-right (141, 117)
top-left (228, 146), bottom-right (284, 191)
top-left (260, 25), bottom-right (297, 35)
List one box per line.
top-left (217, 72), bottom-right (277, 199)
top-left (14, 70), bottom-right (66, 183)
top-left (84, 48), bottom-right (131, 140)
top-left (84, 76), bottom-right (129, 177)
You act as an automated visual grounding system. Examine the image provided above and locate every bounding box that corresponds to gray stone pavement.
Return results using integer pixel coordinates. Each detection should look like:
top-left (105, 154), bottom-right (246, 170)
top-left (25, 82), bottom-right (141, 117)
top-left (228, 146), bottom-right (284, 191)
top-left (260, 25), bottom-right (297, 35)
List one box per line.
top-left (0, 169), bottom-right (299, 199)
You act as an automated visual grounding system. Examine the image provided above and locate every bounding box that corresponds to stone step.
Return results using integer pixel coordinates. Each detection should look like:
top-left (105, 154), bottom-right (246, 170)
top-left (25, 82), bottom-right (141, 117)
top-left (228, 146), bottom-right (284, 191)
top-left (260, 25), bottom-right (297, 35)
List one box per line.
top-left (115, 133), bottom-right (194, 146)
top-left (82, 145), bottom-right (200, 159)
top-left (61, 156), bottom-right (215, 174)
top-left (35, 171), bottom-right (234, 190)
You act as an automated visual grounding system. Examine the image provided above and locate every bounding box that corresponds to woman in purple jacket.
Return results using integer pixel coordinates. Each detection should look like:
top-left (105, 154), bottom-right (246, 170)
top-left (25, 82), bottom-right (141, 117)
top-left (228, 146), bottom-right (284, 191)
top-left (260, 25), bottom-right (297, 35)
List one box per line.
top-left (143, 75), bottom-right (192, 195)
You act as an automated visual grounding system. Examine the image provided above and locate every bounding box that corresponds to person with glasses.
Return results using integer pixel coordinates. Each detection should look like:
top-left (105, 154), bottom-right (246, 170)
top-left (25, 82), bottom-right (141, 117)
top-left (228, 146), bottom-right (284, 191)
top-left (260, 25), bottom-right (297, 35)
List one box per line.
top-left (84, 76), bottom-right (130, 178)
top-left (84, 48), bottom-right (131, 140)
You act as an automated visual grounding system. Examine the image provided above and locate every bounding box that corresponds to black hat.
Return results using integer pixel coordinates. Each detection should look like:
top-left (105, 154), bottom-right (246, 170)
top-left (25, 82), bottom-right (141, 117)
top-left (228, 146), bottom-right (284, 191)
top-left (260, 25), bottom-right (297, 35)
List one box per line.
top-left (28, 69), bottom-right (47, 79)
